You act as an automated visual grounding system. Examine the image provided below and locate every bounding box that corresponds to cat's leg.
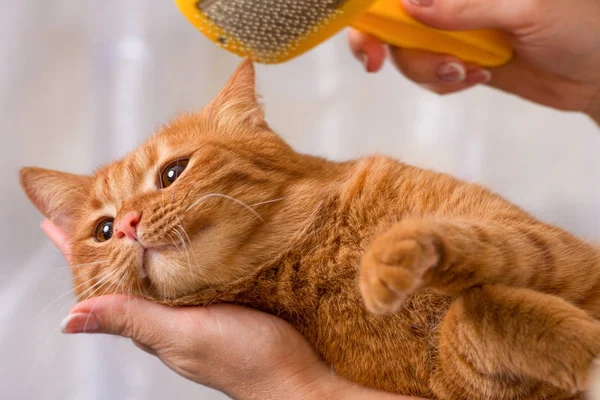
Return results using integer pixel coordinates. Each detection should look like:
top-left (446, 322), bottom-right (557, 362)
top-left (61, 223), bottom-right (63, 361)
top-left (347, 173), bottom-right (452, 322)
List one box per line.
top-left (431, 285), bottom-right (600, 399)
top-left (359, 217), bottom-right (600, 315)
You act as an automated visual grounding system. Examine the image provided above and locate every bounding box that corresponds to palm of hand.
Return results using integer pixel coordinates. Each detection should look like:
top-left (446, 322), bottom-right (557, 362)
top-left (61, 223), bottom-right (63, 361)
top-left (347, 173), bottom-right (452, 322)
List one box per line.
top-left (152, 304), bottom-right (323, 394)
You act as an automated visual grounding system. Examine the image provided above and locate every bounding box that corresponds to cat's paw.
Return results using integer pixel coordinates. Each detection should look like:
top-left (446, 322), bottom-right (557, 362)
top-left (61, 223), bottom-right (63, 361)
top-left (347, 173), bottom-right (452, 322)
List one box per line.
top-left (586, 358), bottom-right (600, 399)
top-left (359, 226), bottom-right (441, 315)
top-left (549, 344), bottom-right (600, 394)
top-left (540, 321), bottom-right (600, 394)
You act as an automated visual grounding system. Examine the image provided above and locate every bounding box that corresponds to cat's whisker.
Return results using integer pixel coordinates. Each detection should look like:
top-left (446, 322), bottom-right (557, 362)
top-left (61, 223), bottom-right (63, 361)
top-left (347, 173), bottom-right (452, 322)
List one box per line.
top-left (108, 269), bottom-right (126, 319)
top-left (80, 268), bottom-right (121, 301)
top-left (40, 243), bottom-right (105, 259)
top-left (80, 280), bottom-right (112, 304)
top-left (44, 260), bottom-right (111, 274)
top-left (134, 268), bottom-right (143, 299)
top-left (171, 227), bottom-right (188, 259)
top-left (167, 232), bottom-right (182, 253)
top-left (160, 184), bottom-right (167, 214)
top-left (169, 181), bottom-right (178, 213)
top-left (115, 268), bottom-right (128, 296)
top-left (175, 219), bottom-right (199, 274)
top-left (126, 279), bottom-right (135, 321)
top-left (250, 197), bottom-right (286, 207)
top-left (108, 269), bottom-right (131, 324)
top-left (185, 193), bottom-right (265, 224)
top-left (181, 188), bottom-right (194, 204)
top-left (172, 226), bottom-right (188, 252)
top-left (164, 229), bottom-right (190, 286)
top-left (173, 224), bottom-right (188, 248)
top-left (67, 260), bottom-right (111, 269)
top-left (174, 215), bottom-right (191, 245)
top-left (85, 267), bottom-right (128, 324)
top-left (40, 269), bottom-right (119, 349)
top-left (56, 249), bottom-right (116, 257)
top-left (83, 271), bottom-right (125, 332)
top-left (38, 266), bottom-right (112, 316)
top-left (0, 261), bottom-right (110, 277)
top-left (173, 224), bottom-right (194, 277)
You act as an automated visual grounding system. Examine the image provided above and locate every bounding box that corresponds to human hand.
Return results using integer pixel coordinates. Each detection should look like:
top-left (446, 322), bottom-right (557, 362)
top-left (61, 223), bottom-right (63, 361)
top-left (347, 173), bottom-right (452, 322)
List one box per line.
top-left (42, 219), bottom-right (425, 400)
top-left (348, 0), bottom-right (600, 123)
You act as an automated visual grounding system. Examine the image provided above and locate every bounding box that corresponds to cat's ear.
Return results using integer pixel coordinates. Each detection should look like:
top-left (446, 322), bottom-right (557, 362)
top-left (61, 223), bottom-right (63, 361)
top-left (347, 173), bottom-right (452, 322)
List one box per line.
top-left (205, 58), bottom-right (267, 129)
top-left (20, 167), bottom-right (91, 232)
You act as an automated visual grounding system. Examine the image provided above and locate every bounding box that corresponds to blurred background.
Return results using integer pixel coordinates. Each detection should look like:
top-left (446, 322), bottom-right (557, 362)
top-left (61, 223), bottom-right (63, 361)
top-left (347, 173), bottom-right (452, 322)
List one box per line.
top-left (2, 1), bottom-right (599, 399)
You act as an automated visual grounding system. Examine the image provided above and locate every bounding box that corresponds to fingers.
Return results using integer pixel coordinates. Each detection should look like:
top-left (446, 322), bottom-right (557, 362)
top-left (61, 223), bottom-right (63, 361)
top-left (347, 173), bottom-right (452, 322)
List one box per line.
top-left (390, 47), bottom-right (490, 84)
top-left (347, 29), bottom-right (492, 95)
top-left (61, 294), bottom-right (194, 351)
top-left (41, 219), bottom-right (72, 262)
top-left (348, 28), bottom-right (387, 72)
top-left (400, 0), bottom-right (527, 30)
top-left (389, 47), bottom-right (491, 94)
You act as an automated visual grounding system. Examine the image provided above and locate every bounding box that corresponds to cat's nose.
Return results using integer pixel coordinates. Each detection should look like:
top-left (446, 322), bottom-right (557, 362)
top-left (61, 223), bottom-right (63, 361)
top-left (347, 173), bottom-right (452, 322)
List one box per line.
top-left (115, 211), bottom-right (141, 240)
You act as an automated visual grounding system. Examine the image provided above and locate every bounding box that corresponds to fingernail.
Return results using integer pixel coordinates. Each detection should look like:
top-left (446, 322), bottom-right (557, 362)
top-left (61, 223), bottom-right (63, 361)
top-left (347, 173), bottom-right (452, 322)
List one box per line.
top-left (410, 0), bottom-right (434, 6)
top-left (358, 52), bottom-right (371, 72)
top-left (437, 62), bottom-right (466, 82)
top-left (465, 68), bottom-right (492, 85)
top-left (61, 313), bottom-right (100, 334)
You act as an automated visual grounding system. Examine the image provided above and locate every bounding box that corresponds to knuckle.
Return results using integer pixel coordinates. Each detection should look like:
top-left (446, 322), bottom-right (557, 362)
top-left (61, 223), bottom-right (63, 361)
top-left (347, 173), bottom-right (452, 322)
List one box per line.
top-left (519, 0), bottom-right (544, 19)
top-left (391, 55), bottom-right (419, 78)
top-left (110, 300), bottom-right (146, 342)
top-left (119, 309), bottom-right (138, 339)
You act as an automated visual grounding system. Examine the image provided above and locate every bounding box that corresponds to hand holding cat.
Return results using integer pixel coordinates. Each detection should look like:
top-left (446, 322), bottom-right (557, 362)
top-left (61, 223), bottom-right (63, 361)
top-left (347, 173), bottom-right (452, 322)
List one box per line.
top-left (42, 219), bottom-right (425, 400)
top-left (348, 0), bottom-right (600, 124)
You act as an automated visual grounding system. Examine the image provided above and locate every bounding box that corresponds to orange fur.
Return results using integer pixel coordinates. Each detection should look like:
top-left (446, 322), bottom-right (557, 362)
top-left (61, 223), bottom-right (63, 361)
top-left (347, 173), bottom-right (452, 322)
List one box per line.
top-left (20, 59), bottom-right (600, 399)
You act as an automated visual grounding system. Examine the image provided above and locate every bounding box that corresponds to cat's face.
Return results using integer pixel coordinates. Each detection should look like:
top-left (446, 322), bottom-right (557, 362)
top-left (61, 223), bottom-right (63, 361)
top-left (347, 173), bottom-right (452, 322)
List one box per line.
top-left (20, 60), bottom-right (308, 301)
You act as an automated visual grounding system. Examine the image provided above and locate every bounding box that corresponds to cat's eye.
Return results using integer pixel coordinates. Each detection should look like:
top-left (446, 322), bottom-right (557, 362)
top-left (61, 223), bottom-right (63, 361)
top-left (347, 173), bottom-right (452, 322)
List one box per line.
top-left (94, 218), bottom-right (114, 242)
top-left (160, 159), bottom-right (189, 189)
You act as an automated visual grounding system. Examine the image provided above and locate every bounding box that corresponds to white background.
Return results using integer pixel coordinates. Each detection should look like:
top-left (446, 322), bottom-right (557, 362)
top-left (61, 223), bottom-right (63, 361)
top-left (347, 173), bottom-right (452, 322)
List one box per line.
top-left (1, 1), bottom-right (599, 399)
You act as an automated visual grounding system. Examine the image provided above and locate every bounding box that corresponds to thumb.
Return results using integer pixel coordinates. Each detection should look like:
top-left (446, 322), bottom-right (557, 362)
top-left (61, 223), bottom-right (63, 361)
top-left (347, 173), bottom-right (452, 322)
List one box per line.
top-left (400, 0), bottom-right (532, 31)
top-left (61, 294), bottom-right (187, 351)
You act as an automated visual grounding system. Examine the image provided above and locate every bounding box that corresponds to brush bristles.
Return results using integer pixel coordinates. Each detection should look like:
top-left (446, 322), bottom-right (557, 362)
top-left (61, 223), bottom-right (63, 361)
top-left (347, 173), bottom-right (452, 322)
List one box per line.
top-left (197, 0), bottom-right (348, 62)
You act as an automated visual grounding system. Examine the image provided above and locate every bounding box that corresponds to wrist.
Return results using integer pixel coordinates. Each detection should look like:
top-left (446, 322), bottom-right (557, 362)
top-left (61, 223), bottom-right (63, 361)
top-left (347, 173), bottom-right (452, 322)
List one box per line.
top-left (278, 361), bottom-right (351, 400)
top-left (261, 361), bottom-right (417, 400)
top-left (225, 359), bottom-right (342, 400)
top-left (227, 359), bottom-right (423, 400)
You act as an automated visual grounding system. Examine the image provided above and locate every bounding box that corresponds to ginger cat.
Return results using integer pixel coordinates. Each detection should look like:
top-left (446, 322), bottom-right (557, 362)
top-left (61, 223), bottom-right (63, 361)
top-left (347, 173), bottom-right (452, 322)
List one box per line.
top-left (20, 59), bottom-right (600, 400)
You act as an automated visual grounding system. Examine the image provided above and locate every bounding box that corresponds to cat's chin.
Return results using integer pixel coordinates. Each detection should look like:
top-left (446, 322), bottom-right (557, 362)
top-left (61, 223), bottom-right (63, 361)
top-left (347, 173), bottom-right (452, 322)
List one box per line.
top-left (139, 249), bottom-right (150, 279)
top-left (142, 247), bottom-right (163, 282)
top-left (140, 246), bottom-right (195, 299)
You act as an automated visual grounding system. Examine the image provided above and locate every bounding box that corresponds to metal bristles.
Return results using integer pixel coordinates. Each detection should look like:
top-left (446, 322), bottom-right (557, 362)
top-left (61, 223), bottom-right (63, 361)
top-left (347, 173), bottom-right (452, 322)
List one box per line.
top-left (196, 0), bottom-right (349, 62)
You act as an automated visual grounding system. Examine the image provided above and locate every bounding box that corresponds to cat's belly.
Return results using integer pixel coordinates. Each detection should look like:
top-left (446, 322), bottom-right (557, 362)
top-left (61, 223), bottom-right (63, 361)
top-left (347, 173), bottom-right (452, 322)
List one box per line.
top-left (311, 289), bottom-right (453, 397)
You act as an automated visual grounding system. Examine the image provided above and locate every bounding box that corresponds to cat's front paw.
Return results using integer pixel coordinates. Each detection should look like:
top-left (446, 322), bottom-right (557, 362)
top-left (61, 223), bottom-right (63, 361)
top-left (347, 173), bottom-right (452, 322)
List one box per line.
top-left (359, 226), bottom-right (441, 315)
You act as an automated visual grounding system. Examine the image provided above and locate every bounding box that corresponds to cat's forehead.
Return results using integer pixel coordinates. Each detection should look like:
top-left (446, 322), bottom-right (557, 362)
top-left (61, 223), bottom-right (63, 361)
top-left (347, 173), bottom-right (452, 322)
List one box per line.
top-left (89, 131), bottom-right (195, 208)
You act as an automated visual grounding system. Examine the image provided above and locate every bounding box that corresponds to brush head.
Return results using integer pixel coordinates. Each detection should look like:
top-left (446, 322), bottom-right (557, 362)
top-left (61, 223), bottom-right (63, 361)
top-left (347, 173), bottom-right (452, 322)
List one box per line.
top-left (176, 0), bottom-right (375, 63)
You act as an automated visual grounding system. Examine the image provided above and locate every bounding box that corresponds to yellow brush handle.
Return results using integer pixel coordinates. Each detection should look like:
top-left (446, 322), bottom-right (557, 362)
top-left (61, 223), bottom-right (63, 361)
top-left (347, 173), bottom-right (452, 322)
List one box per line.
top-left (351, 0), bottom-right (512, 67)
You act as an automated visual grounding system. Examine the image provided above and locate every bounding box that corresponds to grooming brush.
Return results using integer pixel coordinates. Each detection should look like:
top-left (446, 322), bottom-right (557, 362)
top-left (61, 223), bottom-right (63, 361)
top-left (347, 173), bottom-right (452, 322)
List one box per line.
top-left (175, 0), bottom-right (512, 67)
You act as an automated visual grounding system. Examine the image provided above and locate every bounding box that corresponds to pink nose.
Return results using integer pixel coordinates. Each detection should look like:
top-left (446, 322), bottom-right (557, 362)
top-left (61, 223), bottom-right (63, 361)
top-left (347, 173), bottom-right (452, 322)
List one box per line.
top-left (115, 212), bottom-right (141, 240)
